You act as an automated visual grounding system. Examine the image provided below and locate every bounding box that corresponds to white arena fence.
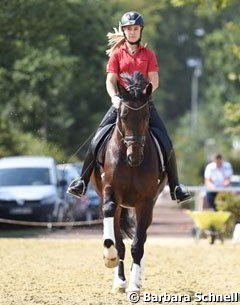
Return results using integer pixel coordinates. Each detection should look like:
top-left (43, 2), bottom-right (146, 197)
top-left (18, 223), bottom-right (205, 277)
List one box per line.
top-left (186, 186), bottom-right (240, 210)
top-left (0, 186), bottom-right (240, 227)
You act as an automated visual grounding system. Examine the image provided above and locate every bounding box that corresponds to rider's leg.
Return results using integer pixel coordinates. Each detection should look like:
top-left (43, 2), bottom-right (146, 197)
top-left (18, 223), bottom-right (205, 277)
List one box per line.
top-left (165, 149), bottom-right (192, 203)
top-left (206, 192), bottom-right (217, 211)
top-left (149, 102), bottom-right (191, 204)
top-left (67, 106), bottom-right (117, 198)
top-left (67, 146), bottom-right (95, 198)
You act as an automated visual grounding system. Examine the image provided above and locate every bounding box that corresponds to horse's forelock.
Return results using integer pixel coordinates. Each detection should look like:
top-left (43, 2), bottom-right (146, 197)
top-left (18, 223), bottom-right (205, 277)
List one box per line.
top-left (121, 72), bottom-right (148, 101)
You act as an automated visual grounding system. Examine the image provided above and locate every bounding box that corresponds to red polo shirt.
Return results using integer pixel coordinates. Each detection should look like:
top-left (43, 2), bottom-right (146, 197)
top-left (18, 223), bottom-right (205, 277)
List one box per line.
top-left (106, 43), bottom-right (159, 87)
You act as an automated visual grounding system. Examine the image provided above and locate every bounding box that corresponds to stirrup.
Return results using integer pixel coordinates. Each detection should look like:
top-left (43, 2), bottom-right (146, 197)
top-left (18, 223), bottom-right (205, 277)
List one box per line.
top-left (66, 178), bottom-right (86, 199)
top-left (173, 184), bottom-right (192, 205)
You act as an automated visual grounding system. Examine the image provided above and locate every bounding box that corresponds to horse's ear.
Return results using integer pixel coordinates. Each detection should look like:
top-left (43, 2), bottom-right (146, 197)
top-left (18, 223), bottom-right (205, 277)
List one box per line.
top-left (145, 83), bottom-right (152, 97)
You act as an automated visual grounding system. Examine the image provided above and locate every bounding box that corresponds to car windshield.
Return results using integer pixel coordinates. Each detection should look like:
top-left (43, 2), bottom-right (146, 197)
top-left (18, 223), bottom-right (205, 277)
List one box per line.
top-left (58, 167), bottom-right (79, 181)
top-left (0, 168), bottom-right (51, 186)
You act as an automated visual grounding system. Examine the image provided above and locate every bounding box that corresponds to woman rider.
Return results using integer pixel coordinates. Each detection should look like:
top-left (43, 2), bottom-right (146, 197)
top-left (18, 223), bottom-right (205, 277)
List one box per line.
top-left (67, 11), bottom-right (191, 204)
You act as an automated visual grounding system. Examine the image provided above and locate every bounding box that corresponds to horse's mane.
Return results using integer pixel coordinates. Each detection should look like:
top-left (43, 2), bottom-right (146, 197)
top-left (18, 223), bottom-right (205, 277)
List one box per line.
top-left (120, 71), bottom-right (149, 100)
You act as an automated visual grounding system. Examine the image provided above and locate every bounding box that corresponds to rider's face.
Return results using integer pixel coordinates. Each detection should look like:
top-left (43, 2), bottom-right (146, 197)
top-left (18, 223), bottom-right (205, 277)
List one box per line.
top-left (123, 25), bottom-right (142, 43)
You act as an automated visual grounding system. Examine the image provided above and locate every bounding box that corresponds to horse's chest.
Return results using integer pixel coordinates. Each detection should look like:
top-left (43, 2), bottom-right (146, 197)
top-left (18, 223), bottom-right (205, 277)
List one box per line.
top-left (104, 155), bottom-right (159, 206)
top-left (114, 168), bottom-right (146, 189)
top-left (114, 174), bottom-right (156, 206)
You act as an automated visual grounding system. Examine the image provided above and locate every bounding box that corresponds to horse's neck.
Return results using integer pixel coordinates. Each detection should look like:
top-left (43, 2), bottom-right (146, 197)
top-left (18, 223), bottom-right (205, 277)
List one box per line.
top-left (112, 125), bottom-right (125, 149)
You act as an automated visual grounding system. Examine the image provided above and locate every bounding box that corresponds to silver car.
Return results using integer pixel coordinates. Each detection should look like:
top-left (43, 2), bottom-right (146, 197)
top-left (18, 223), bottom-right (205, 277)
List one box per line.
top-left (0, 156), bottom-right (65, 221)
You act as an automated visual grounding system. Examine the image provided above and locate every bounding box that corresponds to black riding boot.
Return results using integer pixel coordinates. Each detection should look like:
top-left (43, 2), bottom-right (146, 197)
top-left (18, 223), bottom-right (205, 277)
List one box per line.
top-left (149, 103), bottom-right (191, 204)
top-left (67, 147), bottom-right (95, 198)
top-left (166, 150), bottom-right (191, 204)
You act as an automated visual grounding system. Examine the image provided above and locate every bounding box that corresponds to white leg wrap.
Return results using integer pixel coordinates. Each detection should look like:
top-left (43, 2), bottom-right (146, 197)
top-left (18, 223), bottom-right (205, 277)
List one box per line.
top-left (128, 263), bottom-right (141, 291)
top-left (103, 217), bottom-right (115, 243)
top-left (112, 264), bottom-right (126, 291)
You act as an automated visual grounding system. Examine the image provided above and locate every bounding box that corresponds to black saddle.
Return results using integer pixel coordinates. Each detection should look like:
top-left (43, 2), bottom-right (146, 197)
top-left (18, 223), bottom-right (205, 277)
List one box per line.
top-left (92, 124), bottom-right (115, 166)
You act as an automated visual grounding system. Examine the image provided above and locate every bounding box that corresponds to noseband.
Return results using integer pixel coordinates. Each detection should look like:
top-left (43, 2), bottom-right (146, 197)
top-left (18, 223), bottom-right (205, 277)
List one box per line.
top-left (123, 135), bottom-right (146, 148)
top-left (117, 100), bottom-right (149, 148)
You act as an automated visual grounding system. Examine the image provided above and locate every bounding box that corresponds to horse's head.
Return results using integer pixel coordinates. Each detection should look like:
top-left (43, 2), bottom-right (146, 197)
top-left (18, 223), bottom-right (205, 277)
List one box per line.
top-left (117, 71), bottom-right (152, 167)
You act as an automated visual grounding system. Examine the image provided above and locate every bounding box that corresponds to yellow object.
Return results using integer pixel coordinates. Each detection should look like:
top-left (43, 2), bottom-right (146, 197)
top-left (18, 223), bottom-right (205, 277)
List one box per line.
top-left (186, 211), bottom-right (231, 231)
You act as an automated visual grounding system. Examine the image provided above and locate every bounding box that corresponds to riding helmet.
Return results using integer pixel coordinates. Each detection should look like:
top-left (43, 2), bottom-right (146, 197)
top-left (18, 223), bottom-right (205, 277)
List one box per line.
top-left (120, 11), bottom-right (144, 28)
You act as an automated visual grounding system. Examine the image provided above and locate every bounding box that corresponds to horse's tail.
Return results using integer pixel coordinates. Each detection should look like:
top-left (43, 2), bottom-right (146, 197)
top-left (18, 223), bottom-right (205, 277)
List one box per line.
top-left (120, 208), bottom-right (135, 239)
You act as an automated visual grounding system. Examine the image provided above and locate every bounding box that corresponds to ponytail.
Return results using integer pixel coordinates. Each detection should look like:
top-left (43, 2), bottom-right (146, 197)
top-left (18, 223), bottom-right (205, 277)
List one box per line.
top-left (106, 25), bottom-right (125, 57)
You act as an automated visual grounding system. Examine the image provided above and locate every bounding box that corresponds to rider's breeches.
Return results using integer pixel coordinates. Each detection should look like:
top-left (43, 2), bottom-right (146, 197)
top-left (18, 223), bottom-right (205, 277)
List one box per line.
top-left (99, 106), bottom-right (117, 127)
top-left (98, 104), bottom-right (173, 149)
top-left (148, 104), bottom-right (180, 190)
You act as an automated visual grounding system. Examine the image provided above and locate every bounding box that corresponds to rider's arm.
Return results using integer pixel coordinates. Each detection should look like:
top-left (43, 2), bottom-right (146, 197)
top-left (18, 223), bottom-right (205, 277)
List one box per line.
top-left (148, 71), bottom-right (159, 92)
top-left (223, 177), bottom-right (231, 186)
top-left (205, 178), bottom-right (215, 188)
top-left (106, 72), bottom-right (119, 98)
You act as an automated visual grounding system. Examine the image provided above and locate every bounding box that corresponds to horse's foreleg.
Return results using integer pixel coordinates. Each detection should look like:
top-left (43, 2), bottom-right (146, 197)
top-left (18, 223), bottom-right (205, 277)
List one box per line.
top-left (127, 262), bottom-right (142, 294)
top-left (112, 208), bottom-right (126, 292)
top-left (102, 193), bottom-right (119, 268)
top-left (113, 260), bottom-right (126, 292)
top-left (127, 204), bottom-right (153, 293)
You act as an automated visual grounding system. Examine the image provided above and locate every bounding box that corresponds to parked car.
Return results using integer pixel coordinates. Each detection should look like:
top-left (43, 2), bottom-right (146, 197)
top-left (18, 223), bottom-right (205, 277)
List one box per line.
top-left (0, 156), bottom-right (66, 221)
top-left (74, 162), bottom-right (101, 220)
top-left (80, 182), bottom-right (101, 221)
top-left (230, 175), bottom-right (240, 195)
top-left (57, 163), bottom-right (89, 221)
top-left (230, 175), bottom-right (240, 187)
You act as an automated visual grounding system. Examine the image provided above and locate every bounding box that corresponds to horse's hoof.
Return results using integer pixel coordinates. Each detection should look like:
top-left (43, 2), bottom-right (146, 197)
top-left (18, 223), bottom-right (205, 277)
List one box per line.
top-left (112, 279), bottom-right (126, 293)
top-left (103, 245), bottom-right (119, 268)
top-left (126, 286), bottom-right (140, 294)
top-left (112, 286), bottom-right (126, 294)
top-left (104, 255), bottom-right (119, 268)
top-left (104, 256), bottom-right (119, 268)
top-left (113, 287), bottom-right (125, 294)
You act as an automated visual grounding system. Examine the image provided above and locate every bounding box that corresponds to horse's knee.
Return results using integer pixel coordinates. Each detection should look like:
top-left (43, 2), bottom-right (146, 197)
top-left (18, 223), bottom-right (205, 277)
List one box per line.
top-left (103, 201), bottom-right (116, 217)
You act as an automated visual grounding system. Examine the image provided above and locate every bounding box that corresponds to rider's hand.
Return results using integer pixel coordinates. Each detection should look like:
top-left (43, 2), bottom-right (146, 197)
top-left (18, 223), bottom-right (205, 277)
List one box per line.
top-left (111, 95), bottom-right (121, 109)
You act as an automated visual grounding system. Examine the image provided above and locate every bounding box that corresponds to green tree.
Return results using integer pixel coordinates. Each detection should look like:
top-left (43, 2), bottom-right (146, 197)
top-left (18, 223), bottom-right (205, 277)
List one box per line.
top-left (0, 0), bottom-right (113, 158)
top-left (173, 0), bottom-right (240, 182)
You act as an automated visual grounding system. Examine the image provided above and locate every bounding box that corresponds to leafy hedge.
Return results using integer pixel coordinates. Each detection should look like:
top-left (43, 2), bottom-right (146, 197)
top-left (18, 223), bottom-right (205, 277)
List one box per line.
top-left (216, 192), bottom-right (240, 234)
top-left (0, 120), bottom-right (67, 162)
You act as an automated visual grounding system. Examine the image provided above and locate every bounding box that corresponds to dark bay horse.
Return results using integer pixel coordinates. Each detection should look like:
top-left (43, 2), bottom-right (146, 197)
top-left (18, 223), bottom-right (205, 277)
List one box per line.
top-left (92, 71), bottom-right (167, 294)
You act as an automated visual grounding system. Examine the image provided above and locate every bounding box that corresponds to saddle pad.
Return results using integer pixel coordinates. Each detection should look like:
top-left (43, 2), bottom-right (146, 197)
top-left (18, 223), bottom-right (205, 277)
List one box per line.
top-left (96, 130), bottom-right (113, 166)
top-left (150, 131), bottom-right (165, 172)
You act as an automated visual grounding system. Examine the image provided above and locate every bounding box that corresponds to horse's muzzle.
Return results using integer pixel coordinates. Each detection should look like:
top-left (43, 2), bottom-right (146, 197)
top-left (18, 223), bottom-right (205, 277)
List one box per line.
top-left (124, 135), bottom-right (145, 167)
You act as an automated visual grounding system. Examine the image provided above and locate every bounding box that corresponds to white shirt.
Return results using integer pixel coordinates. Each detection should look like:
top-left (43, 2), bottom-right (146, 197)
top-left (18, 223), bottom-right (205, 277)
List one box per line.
top-left (204, 161), bottom-right (233, 187)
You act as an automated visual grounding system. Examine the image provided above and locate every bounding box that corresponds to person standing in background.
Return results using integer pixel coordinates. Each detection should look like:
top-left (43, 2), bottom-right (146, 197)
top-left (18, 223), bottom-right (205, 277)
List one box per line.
top-left (204, 153), bottom-right (233, 210)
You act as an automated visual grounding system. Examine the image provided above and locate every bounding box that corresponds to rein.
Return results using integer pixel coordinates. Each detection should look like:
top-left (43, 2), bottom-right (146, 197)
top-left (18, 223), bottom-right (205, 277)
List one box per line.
top-left (120, 100), bottom-right (149, 111)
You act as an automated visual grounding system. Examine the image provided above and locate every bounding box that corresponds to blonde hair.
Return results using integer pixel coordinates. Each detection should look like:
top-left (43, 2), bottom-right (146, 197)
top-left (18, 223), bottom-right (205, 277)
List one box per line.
top-left (106, 25), bottom-right (125, 57)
